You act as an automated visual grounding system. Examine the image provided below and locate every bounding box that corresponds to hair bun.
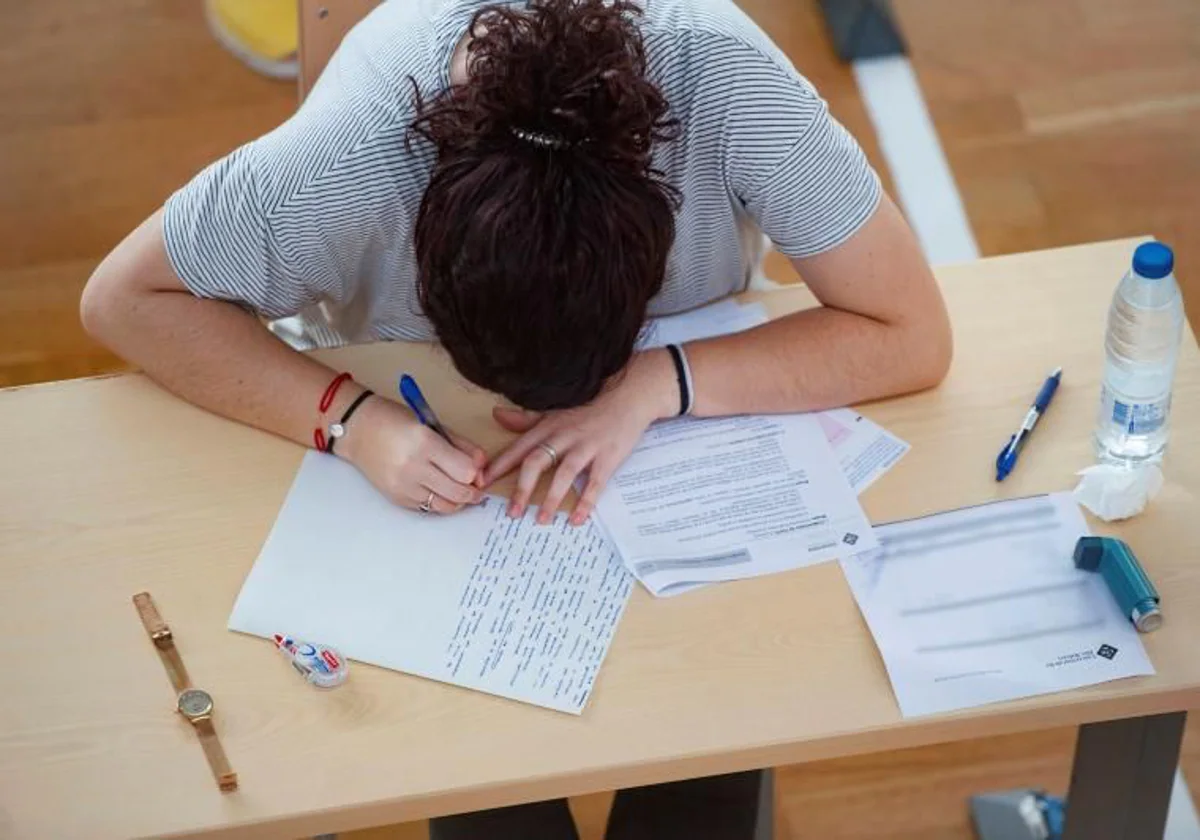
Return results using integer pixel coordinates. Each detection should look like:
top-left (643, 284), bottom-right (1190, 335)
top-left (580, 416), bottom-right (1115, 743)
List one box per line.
top-left (412, 0), bottom-right (677, 166)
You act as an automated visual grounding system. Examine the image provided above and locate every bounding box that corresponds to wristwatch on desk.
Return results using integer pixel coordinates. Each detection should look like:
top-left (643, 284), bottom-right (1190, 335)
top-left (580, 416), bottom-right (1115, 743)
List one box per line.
top-left (133, 591), bottom-right (238, 792)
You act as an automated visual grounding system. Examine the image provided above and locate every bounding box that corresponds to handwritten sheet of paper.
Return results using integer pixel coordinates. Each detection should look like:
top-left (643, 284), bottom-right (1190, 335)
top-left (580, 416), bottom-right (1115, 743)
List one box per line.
top-left (819, 408), bottom-right (910, 493)
top-left (229, 453), bottom-right (634, 714)
top-left (839, 494), bottom-right (1154, 718)
top-left (593, 414), bottom-right (878, 597)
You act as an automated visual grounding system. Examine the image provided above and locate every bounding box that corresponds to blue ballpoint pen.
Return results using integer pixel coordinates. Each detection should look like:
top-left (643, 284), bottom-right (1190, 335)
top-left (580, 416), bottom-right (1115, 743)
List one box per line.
top-left (398, 374), bottom-right (453, 444)
top-left (995, 367), bottom-right (1062, 481)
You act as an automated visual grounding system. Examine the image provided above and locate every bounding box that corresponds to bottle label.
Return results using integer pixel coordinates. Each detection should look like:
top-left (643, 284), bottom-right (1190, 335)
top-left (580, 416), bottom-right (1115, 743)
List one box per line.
top-left (1104, 385), bottom-right (1171, 434)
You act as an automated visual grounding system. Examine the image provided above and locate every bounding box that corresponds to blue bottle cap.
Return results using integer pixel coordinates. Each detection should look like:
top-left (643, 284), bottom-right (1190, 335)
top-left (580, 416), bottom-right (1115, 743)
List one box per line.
top-left (1132, 242), bottom-right (1174, 279)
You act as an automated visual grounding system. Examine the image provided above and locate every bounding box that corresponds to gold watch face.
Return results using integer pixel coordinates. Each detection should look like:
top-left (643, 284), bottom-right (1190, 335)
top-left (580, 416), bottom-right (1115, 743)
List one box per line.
top-left (177, 688), bottom-right (214, 719)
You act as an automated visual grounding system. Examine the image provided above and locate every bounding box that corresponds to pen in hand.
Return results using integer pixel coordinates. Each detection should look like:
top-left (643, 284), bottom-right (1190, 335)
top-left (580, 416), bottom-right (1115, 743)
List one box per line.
top-left (399, 374), bottom-right (453, 444)
top-left (399, 374), bottom-right (486, 491)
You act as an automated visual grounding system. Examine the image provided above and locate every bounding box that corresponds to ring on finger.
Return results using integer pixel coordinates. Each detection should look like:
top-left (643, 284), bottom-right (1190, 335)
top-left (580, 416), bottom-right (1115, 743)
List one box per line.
top-left (537, 442), bottom-right (559, 468)
top-left (419, 489), bottom-right (436, 513)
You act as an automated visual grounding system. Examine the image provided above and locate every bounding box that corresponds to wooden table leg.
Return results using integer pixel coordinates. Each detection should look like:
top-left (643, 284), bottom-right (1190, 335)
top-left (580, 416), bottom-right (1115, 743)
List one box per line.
top-left (756, 767), bottom-right (776, 840)
top-left (1062, 712), bottom-right (1187, 840)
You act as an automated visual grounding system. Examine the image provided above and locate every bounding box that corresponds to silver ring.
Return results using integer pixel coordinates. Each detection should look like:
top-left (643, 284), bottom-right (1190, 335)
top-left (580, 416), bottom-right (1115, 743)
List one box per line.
top-left (538, 442), bottom-right (559, 468)
top-left (419, 490), bottom-right (436, 513)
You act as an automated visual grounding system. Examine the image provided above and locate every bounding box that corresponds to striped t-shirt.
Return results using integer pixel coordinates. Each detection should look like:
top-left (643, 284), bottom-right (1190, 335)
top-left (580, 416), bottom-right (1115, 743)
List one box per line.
top-left (162, 0), bottom-right (881, 348)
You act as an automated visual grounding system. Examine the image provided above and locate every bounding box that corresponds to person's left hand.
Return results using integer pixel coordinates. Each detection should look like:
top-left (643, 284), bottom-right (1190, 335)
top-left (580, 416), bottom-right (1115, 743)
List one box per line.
top-left (482, 349), bottom-right (678, 525)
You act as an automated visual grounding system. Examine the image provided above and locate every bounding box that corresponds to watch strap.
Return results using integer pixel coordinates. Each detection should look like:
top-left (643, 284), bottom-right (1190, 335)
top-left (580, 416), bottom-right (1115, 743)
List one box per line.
top-left (133, 592), bottom-right (192, 693)
top-left (133, 591), bottom-right (170, 642)
top-left (159, 645), bottom-right (193, 695)
top-left (195, 717), bottom-right (239, 792)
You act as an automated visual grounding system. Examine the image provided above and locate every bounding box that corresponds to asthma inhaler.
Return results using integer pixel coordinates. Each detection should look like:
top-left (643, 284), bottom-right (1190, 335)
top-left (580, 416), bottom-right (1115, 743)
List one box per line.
top-left (1073, 536), bottom-right (1162, 632)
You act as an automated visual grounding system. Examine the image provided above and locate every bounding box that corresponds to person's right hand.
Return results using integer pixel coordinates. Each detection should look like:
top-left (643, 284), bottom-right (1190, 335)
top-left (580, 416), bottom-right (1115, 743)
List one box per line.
top-left (338, 392), bottom-right (486, 514)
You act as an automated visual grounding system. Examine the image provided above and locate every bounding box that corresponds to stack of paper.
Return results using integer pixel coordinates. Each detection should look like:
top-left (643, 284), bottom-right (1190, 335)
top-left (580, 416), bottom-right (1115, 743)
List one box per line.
top-left (839, 494), bottom-right (1154, 717)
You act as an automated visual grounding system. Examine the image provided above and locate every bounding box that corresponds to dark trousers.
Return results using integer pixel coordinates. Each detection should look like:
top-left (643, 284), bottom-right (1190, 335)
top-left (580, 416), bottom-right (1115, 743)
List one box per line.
top-left (429, 769), bottom-right (769, 840)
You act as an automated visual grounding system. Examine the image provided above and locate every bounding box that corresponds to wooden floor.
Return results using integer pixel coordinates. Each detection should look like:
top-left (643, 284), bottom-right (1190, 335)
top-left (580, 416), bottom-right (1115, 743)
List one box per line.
top-left (893, 0), bottom-right (1200, 330)
top-left (0, 1), bottom-right (296, 385)
top-left (4, 1), bottom-right (1199, 837)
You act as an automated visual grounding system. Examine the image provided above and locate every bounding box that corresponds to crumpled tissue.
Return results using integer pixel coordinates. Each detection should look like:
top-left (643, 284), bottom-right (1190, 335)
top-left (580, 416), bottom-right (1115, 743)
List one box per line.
top-left (1072, 463), bottom-right (1164, 521)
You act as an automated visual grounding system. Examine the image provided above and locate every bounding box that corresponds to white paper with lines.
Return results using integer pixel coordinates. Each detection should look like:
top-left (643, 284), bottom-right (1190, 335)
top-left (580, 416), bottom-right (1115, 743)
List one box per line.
top-left (229, 453), bottom-right (633, 714)
top-left (840, 494), bottom-right (1153, 718)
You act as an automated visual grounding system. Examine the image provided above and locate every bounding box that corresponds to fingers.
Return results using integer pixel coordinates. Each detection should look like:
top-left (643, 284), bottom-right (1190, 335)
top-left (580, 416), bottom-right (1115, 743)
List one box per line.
top-left (493, 405), bottom-right (542, 433)
top-left (569, 455), bottom-right (618, 526)
top-left (421, 462), bottom-right (484, 507)
top-left (410, 429), bottom-right (485, 513)
top-left (510, 445), bottom-right (555, 519)
top-left (537, 448), bottom-right (592, 525)
top-left (482, 406), bottom-right (614, 525)
top-left (427, 429), bottom-right (481, 485)
top-left (447, 429), bottom-right (489, 487)
top-left (447, 429), bottom-right (487, 470)
top-left (483, 428), bottom-right (547, 486)
top-left (404, 485), bottom-right (461, 515)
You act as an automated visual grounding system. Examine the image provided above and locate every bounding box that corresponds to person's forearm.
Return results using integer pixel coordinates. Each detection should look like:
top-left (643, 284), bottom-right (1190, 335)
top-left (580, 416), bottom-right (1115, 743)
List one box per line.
top-left (685, 305), bottom-right (952, 416)
top-left (82, 210), bottom-right (366, 449)
top-left (84, 287), bottom-right (358, 449)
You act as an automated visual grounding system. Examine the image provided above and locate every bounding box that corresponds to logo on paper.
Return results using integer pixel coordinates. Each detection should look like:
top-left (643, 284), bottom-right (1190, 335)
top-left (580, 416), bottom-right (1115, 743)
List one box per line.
top-left (842, 533), bottom-right (859, 546)
top-left (1097, 644), bottom-right (1118, 660)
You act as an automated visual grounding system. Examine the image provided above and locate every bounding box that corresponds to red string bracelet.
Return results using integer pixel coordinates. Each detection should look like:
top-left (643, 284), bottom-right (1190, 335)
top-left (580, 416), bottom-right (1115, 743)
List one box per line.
top-left (319, 372), bottom-right (353, 413)
top-left (314, 372), bottom-right (353, 451)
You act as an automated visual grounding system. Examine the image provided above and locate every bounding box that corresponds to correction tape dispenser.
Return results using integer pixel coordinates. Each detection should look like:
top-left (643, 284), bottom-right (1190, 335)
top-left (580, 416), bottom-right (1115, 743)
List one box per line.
top-left (273, 634), bottom-right (349, 688)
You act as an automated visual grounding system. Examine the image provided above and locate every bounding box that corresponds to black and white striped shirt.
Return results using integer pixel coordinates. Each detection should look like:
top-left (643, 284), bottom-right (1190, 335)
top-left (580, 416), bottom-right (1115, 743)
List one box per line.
top-left (163, 0), bottom-right (881, 347)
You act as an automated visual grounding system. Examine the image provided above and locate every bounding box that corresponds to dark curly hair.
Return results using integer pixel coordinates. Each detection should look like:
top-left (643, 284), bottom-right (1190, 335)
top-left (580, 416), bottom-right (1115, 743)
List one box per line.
top-left (408, 0), bottom-right (680, 411)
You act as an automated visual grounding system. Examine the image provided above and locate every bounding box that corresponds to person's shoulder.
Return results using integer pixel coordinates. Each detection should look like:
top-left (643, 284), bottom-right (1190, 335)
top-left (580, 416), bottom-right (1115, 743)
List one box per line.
top-left (242, 0), bottom-right (471, 219)
top-left (341, 0), bottom-right (471, 70)
top-left (329, 0), bottom-right (469, 102)
top-left (639, 0), bottom-right (799, 75)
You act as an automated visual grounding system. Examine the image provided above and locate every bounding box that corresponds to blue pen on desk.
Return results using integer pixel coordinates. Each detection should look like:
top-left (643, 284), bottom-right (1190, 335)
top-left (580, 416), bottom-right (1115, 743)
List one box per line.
top-left (995, 367), bottom-right (1062, 481)
top-left (399, 374), bottom-right (453, 444)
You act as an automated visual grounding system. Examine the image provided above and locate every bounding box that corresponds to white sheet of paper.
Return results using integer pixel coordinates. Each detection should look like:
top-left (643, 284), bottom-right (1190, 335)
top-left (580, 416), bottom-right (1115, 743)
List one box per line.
top-left (594, 414), bottom-right (878, 597)
top-left (638, 299), bottom-right (768, 349)
top-left (818, 408), bottom-right (910, 493)
top-left (839, 493), bottom-right (1154, 718)
top-left (228, 453), bottom-right (634, 714)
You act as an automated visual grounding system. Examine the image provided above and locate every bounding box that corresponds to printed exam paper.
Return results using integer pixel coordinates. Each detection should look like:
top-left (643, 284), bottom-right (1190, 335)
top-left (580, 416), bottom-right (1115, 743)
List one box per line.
top-left (839, 493), bottom-right (1154, 717)
top-left (594, 413), bottom-right (879, 596)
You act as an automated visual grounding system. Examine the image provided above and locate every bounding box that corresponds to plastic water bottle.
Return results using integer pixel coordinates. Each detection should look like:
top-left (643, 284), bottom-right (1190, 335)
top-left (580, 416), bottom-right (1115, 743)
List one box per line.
top-left (1094, 242), bottom-right (1185, 465)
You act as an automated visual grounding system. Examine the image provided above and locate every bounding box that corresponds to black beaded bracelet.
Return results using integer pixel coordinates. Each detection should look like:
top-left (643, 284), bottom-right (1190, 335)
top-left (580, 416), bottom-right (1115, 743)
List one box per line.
top-left (665, 344), bottom-right (694, 416)
top-left (326, 389), bottom-right (374, 454)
